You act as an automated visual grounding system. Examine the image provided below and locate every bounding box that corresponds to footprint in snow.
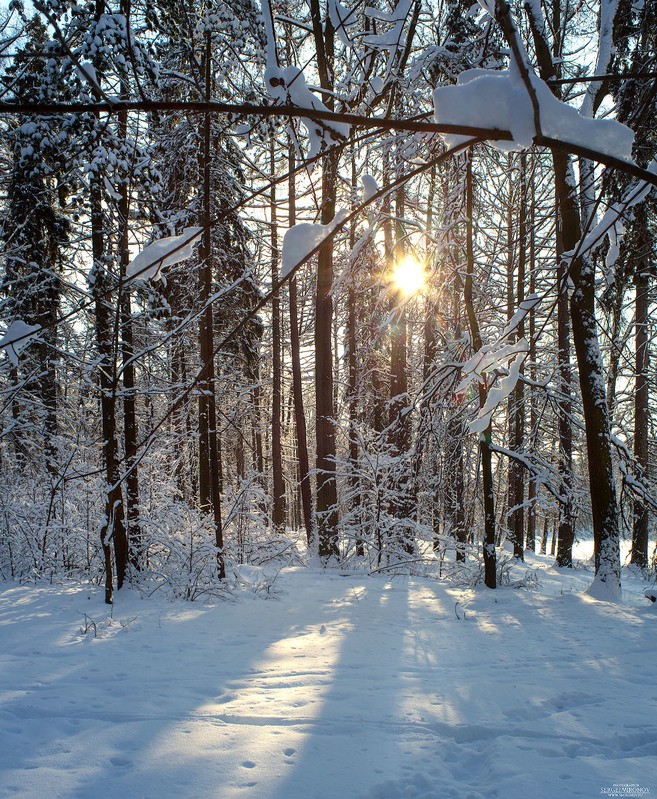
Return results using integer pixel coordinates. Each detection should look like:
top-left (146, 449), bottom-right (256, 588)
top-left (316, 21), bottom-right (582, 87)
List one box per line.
top-left (241, 761), bottom-right (256, 769)
top-left (109, 757), bottom-right (132, 768)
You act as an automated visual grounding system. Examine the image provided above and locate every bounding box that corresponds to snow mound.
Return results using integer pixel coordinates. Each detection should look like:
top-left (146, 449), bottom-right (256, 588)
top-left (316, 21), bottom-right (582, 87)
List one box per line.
top-left (0, 319), bottom-right (41, 365)
top-left (127, 227), bottom-right (203, 282)
top-left (433, 69), bottom-right (635, 160)
top-left (282, 210), bottom-right (348, 277)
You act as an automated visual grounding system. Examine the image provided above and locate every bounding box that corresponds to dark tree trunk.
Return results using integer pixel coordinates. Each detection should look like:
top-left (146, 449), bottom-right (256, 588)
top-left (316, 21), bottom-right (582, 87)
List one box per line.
top-left (569, 256), bottom-right (620, 589)
top-left (315, 147), bottom-right (339, 559)
top-left (465, 159), bottom-right (496, 588)
top-left (198, 32), bottom-right (224, 578)
top-left (526, 184), bottom-right (537, 552)
top-left (270, 141), bottom-right (286, 533)
top-left (632, 218), bottom-right (650, 567)
top-left (507, 154), bottom-right (526, 560)
top-left (118, 101), bottom-right (141, 571)
top-left (287, 142), bottom-right (314, 548)
top-left (90, 174), bottom-right (127, 603)
top-left (526, 0), bottom-right (621, 594)
top-left (347, 150), bottom-right (363, 556)
top-left (553, 164), bottom-right (575, 569)
top-left (388, 176), bottom-right (415, 555)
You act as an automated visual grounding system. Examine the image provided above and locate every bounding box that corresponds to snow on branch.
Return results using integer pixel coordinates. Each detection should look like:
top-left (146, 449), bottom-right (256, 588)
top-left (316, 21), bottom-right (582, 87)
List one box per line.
top-left (469, 346), bottom-right (528, 434)
top-left (564, 161), bottom-right (657, 284)
top-left (433, 68), bottom-right (635, 161)
top-left (0, 320), bottom-right (41, 365)
top-left (455, 338), bottom-right (529, 434)
top-left (282, 211), bottom-right (349, 277)
top-left (127, 227), bottom-right (203, 282)
top-left (264, 66), bottom-right (350, 159)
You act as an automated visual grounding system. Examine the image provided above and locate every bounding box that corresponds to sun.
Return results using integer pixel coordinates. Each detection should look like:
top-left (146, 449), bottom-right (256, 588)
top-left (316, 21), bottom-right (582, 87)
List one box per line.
top-left (390, 255), bottom-right (425, 297)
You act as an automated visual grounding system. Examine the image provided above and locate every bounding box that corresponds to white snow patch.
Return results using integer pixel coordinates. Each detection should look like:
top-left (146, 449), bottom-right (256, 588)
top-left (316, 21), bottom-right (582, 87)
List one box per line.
top-left (0, 319), bottom-right (41, 365)
top-left (361, 173), bottom-right (379, 203)
top-left (282, 210), bottom-right (349, 277)
top-left (265, 66), bottom-right (350, 159)
top-left (0, 561), bottom-right (656, 799)
top-left (433, 69), bottom-right (635, 160)
top-left (469, 345), bottom-right (527, 434)
top-left (127, 227), bottom-right (203, 282)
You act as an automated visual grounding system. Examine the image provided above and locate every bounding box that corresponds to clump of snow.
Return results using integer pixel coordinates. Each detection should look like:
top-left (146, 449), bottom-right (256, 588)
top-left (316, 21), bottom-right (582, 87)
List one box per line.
top-left (282, 210), bottom-right (349, 277)
top-left (361, 173), bottom-right (379, 203)
top-left (469, 346), bottom-right (527, 434)
top-left (265, 65), bottom-right (350, 159)
top-left (456, 339), bottom-right (528, 395)
top-left (454, 337), bottom-right (529, 434)
top-left (328, 0), bottom-right (358, 45)
top-left (500, 294), bottom-right (540, 340)
top-left (127, 227), bottom-right (203, 282)
top-left (433, 69), bottom-right (635, 161)
top-left (566, 161), bottom-right (656, 285)
top-left (363, 0), bottom-right (414, 84)
top-left (587, 573), bottom-right (622, 601)
top-left (0, 319), bottom-right (41, 365)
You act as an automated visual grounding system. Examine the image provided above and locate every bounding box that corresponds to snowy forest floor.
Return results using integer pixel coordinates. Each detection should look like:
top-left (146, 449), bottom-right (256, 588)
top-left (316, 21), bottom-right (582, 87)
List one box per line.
top-left (1, 541), bottom-right (656, 799)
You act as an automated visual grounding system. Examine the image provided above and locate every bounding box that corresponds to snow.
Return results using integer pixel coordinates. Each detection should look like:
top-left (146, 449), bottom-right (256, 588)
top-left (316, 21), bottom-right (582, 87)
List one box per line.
top-left (0, 549), bottom-right (656, 799)
top-left (281, 210), bottom-right (348, 277)
top-left (500, 294), bottom-right (540, 340)
top-left (259, 0), bottom-right (278, 69)
top-left (455, 339), bottom-right (529, 395)
top-left (361, 173), bottom-right (379, 203)
top-left (580, 0), bottom-right (620, 119)
top-left (469, 346), bottom-right (527, 434)
top-left (264, 66), bottom-right (350, 159)
top-left (328, 0), bottom-right (357, 46)
top-left (363, 0), bottom-right (414, 84)
top-left (126, 228), bottom-right (203, 282)
top-left (0, 320), bottom-right (41, 365)
top-left (567, 162), bottom-right (657, 283)
top-left (433, 69), bottom-right (635, 160)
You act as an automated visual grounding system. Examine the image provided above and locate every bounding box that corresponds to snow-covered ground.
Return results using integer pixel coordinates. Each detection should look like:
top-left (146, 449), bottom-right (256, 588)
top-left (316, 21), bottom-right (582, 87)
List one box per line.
top-left (1, 542), bottom-right (656, 799)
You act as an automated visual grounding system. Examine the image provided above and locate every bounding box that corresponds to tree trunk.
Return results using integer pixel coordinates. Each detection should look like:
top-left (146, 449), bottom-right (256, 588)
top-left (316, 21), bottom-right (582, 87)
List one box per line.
top-left (389, 174), bottom-right (415, 555)
top-left (90, 174), bottom-right (126, 603)
top-left (507, 154), bottom-right (526, 559)
top-left (526, 182), bottom-right (537, 552)
top-left (526, 0), bottom-right (621, 595)
top-left (118, 98), bottom-right (141, 571)
top-left (270, 141), bottom-right (286, 533)
top-left (287, 141), bottom-right (314, 549)
top-left (347, 150), bottom-right (363, 556)
top-left (198, 32), bottom-right (224, 578)
top-left (553, 165), bottom-right (575, 569)
top-left (632, 217), bottom-right (650, 567)
top-left (315, 147), bottom-right (339, 558)
top-left (465, 159), bottom-right (496, 588)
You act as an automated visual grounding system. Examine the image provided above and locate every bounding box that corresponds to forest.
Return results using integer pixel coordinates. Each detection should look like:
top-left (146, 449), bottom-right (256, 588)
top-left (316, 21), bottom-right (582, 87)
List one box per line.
top-left (0, 0), bottom-right (656, 605)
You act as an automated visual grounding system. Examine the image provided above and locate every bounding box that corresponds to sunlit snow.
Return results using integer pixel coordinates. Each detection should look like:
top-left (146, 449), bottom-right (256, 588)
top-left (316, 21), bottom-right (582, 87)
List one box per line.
top-left (127, 228), bottom-right (203, 282)
top-left (433, 69), bottom-right (635, 160)
top-left (0, 552), bottom-right (655, 799)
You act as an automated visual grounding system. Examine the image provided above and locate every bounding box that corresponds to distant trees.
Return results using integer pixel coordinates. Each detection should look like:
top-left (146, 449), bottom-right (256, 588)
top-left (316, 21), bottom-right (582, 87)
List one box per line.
top-left (0, 0), bottom-right (655, 598)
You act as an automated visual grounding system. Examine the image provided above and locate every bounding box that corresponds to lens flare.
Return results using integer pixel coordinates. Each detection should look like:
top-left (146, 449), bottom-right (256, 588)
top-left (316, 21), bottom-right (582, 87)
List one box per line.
top-left (391, 255), bottom-right (425, 297)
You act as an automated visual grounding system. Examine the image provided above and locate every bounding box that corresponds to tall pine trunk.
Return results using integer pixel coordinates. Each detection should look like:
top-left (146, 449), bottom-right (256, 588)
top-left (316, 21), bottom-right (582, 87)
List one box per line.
top-left (197, 32), bottom-right (225, 578)
top-left (632, 215), bottom-right (650, 567)
top-left (270, 141), bottom-right (286, 533)
top-left (287, 142), bottom-right (314, 548)
top-left (465, 159), bottom-right (496, 588)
